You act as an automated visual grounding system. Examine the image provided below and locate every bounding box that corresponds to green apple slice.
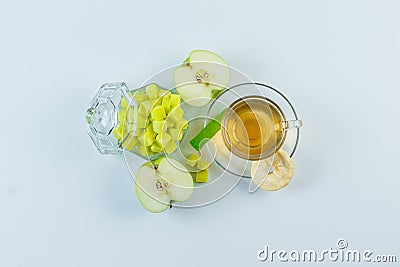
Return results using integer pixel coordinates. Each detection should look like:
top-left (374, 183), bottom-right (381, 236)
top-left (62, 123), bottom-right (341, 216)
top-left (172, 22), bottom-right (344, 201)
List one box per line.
top-left (174, 50), bottom-right (230, 107)
top-left (190, 109), bottom-right (226, 151)
top-left (135, 157), bottom-right (194, 213)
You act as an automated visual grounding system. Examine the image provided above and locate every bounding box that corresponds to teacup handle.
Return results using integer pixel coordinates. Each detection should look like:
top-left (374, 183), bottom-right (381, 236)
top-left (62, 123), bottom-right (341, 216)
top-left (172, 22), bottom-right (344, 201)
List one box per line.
top-left (282, 120), bottom-right (303, 129)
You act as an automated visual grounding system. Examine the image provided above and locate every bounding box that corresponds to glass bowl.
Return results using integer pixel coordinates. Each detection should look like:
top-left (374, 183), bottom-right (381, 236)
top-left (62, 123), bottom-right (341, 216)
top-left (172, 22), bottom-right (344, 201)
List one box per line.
top-left (86, 82), bottom-right (187, 160)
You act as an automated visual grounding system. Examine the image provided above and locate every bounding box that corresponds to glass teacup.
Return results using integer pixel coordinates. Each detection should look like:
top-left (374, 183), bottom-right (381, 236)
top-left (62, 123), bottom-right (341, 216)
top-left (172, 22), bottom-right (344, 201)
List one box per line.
top-left (206, 83), bottom-right (302, 178)
top-left (221, 95), bottom-right (302, 161)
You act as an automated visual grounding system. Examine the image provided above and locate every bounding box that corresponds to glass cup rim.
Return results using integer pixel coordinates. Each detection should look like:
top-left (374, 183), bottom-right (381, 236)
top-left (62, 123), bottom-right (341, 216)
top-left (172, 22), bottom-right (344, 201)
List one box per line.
top-left (220, 95), bottom-right (287, 161)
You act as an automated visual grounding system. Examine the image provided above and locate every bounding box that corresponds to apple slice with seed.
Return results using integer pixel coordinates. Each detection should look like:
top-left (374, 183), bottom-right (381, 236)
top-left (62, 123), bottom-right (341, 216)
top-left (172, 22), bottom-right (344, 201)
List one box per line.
top-left (135, 157), bottom-right (194, 213)
top-left (174, 50), bottom-right (230, 107)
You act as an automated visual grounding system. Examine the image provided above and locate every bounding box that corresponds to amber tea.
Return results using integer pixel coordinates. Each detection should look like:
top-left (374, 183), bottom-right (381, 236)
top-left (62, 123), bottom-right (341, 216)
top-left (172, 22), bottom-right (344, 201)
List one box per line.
top-left (221, 96), bottom-right (286, 160)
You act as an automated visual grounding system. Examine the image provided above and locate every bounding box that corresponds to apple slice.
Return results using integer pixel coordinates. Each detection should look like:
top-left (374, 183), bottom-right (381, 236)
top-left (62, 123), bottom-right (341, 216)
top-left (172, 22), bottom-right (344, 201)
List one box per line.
top-left (135, 157), bottom-right (194, 213)
top-left (174, 50), bottom-right (230, 107)
top-left (251, 150), bottom-right (295, 191)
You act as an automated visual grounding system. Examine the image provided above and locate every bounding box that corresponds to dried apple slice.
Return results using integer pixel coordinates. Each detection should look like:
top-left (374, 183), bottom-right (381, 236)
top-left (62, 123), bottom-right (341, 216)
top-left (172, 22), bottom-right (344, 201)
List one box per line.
top-left (250, 150), bottom-right (294, 191)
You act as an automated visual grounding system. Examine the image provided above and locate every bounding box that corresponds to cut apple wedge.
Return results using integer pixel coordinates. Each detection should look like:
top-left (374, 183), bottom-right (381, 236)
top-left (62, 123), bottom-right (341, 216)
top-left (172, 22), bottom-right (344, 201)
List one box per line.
top-left (174, 50), bottom-right (230, 107)
top-left (135, 157), bottom-right (194, 213)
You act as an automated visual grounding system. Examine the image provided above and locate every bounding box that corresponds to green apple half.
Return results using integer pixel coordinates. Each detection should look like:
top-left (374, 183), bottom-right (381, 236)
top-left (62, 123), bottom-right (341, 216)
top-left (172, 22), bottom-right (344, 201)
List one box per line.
top-left (135, 157), bottom-right (194, 212)
top-left (174, 50), bottom-right (231, 107)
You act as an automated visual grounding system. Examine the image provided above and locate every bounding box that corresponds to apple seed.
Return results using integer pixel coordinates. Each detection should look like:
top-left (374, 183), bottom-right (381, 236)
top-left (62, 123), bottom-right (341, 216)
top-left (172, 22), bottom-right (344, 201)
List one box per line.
top-left (156, 181), bottom-right (163, 191)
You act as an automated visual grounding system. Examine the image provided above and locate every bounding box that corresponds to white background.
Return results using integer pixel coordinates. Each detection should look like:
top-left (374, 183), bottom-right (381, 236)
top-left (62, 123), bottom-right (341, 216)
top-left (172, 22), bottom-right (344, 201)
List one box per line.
top-left (1, 0), bottom-right (399, 266)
